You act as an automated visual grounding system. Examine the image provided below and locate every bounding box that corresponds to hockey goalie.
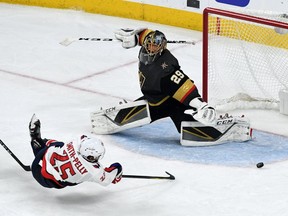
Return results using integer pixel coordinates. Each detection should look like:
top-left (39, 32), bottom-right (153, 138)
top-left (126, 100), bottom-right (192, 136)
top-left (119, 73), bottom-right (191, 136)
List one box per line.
top-left (91, 28), bottom-right (252, 146)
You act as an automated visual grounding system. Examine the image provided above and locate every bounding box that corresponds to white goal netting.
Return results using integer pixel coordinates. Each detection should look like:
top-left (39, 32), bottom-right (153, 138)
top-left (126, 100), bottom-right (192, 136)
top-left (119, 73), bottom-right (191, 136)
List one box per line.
top-left (203, 8), bottom-right (288, 111)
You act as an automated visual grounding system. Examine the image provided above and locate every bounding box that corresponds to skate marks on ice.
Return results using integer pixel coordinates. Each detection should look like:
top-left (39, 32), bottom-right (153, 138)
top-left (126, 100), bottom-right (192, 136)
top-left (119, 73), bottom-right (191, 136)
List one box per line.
top-left (109, 119), bottom-right (288, 167)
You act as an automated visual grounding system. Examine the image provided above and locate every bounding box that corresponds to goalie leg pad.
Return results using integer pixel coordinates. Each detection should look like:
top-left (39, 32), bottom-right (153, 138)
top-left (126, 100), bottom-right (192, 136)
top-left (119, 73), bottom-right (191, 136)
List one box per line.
top-left (91, 100), bottom-right (151, 134)
top-left (180, 115), bottom-right (252, 146)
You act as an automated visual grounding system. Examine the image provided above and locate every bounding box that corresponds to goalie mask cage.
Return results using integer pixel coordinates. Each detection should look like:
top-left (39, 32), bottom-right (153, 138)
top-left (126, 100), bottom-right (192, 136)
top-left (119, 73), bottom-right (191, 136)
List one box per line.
top-left (202, 7), bottom-right (288, 110)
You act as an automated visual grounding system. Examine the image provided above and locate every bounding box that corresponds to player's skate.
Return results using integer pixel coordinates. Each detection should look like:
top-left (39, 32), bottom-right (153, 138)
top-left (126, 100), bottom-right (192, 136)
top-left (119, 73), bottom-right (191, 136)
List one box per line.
top-left (180, 113), bottom-right (252, 146)
top-left (29, 114), bottom-right (41, 139)
top-left (29, 114), bottom-right (43, 151)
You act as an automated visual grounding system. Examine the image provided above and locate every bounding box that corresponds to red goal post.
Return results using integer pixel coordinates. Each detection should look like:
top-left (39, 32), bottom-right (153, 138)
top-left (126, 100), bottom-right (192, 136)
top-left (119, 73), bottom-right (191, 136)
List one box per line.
top-left (202, 7), bottom-right (288, 110)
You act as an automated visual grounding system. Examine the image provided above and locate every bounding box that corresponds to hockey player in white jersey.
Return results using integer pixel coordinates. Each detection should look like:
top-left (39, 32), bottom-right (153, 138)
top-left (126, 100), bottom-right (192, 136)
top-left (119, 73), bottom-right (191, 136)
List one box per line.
top-left (29, 114), bottom-right (122, 189)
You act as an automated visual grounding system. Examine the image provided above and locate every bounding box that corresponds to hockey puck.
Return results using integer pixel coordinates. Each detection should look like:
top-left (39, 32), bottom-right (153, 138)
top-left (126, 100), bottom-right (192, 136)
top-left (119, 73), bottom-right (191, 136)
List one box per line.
top-left (256, 162), bottom-right (264, 168)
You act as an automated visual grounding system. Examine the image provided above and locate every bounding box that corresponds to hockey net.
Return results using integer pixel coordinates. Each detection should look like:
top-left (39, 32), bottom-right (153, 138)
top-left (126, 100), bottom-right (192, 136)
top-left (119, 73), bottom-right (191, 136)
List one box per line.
top-left (202, 7), bottom-right (288, 111)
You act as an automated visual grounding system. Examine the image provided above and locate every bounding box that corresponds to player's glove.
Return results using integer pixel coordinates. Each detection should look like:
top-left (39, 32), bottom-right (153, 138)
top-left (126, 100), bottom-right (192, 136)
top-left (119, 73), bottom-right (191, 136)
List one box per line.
top-left (185, 97), bottom-right (216, 125)
top-left (114, 28), bottom-right (146, 49)
top-left (105, 162), bottom-right (123, 184)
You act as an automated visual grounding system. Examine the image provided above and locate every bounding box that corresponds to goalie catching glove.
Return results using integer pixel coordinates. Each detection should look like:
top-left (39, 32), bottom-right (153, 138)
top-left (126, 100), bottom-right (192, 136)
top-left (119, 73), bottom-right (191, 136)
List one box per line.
top-left (114, 28), bottom-right (146, 49)
top-left (185, 97), bottom-right (216, 125)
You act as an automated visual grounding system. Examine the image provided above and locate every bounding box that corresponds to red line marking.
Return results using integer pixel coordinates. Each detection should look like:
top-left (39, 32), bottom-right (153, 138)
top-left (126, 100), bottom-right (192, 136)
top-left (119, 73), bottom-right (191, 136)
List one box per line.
top-left (64, 60), bottom-right (137, 85)
top-left (0, 68), bottom-right (129, 100)
top-left (0, 44), bottom-right (193, 101)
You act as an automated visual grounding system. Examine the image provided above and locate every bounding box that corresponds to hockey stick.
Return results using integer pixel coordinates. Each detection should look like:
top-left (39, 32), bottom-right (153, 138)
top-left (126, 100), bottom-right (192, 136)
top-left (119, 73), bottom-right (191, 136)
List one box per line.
top-left (0, 139), bottom-right (31, 171)
top-left (0, 139), bottom-right (175, 180)
top-left (122, 171), bottom-right (175, 180)
top-left (60, 37), bottom-right (197, 46)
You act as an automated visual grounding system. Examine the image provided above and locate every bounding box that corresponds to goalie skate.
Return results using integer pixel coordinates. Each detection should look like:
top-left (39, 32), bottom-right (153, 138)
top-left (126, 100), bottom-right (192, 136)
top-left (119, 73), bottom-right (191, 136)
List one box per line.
top-left (181, 114), bottom-right (252, 146)
top-left (91, 100), bottom-right (151, 134)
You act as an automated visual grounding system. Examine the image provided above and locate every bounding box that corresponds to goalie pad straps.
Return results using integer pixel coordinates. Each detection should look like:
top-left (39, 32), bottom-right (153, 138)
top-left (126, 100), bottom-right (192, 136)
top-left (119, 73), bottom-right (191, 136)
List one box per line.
top-left (180, 116), bottom-right (252, 146)
top-left (91, 100), bottom-right (151, 134)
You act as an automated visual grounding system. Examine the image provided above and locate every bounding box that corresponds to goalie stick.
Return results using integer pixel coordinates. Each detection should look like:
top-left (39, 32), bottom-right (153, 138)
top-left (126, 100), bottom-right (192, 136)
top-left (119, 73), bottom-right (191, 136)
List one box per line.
top-left (60, 37), bottom-right (198, 46)
top-left (0, 139), bottom-right (175, 180)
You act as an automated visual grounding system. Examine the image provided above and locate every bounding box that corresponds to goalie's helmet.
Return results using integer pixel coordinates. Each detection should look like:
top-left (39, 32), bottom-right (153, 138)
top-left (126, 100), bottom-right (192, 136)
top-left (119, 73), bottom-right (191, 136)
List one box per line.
top-left (79, 135), bottom-right (105, 163)
top-left (140, 30), bottom-right (167, 64)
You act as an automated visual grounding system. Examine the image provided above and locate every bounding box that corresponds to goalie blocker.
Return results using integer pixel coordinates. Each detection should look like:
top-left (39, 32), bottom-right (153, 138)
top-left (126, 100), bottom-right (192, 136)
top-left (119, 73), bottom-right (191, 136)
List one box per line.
top-left (91, 101), bottom-right (252, 146)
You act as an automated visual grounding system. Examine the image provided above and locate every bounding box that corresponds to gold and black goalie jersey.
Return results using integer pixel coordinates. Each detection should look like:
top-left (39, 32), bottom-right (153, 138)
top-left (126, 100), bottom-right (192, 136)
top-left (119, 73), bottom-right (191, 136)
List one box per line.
top-left (138, 48), bottom-right (201, 106)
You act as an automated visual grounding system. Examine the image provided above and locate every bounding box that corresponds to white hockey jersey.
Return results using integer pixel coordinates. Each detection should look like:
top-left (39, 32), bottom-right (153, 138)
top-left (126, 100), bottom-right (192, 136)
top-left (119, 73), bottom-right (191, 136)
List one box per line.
top-left (40, 139), bottom-right (117, 186)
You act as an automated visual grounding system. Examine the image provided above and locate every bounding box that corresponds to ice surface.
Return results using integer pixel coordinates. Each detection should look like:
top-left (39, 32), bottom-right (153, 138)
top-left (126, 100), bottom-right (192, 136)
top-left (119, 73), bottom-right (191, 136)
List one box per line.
top-left (1, 3), bottom-right (288, 216)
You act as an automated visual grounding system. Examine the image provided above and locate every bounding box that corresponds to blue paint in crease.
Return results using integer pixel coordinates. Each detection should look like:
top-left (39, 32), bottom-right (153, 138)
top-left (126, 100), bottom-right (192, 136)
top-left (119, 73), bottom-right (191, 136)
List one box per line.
top-left (110, 119), bottom-right (288, 167)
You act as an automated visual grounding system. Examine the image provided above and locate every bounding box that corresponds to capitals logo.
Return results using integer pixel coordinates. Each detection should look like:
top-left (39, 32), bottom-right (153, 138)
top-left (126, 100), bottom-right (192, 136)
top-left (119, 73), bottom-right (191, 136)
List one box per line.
top-left (215, 0), bottom-right (250, 7)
